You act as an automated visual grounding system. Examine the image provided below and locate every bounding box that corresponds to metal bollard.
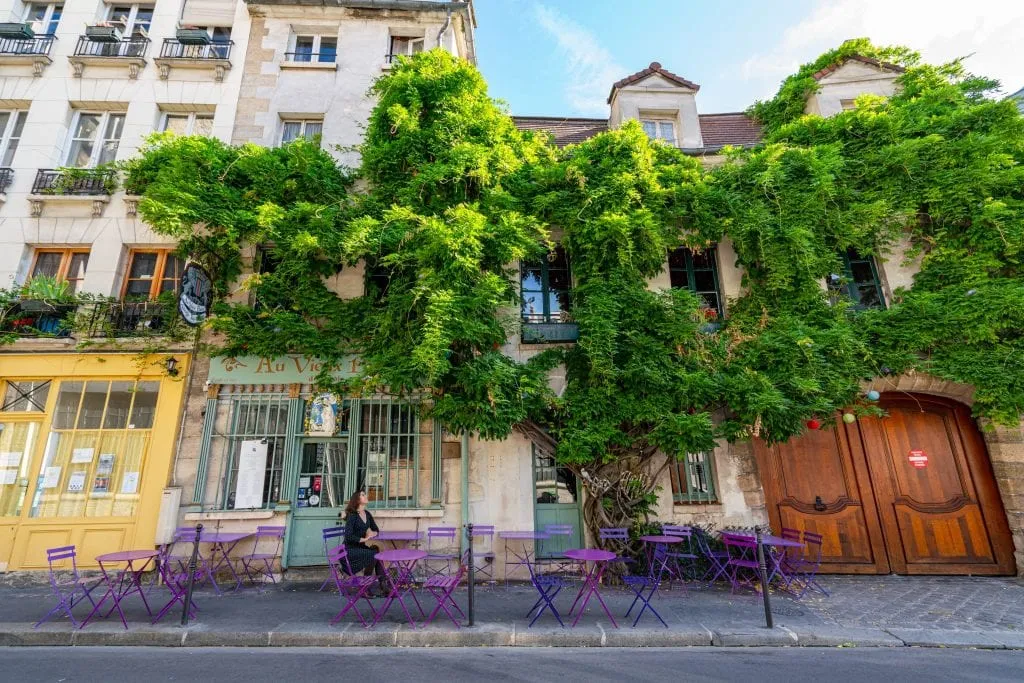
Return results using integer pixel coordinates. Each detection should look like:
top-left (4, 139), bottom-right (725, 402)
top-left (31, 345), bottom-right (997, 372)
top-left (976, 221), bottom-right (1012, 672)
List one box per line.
top-left (755, 525), bottom-right (774, 629)
top-left (466, 522), bottom-right (475, 627)
top-left (181, 523), bottom-right (203, 627)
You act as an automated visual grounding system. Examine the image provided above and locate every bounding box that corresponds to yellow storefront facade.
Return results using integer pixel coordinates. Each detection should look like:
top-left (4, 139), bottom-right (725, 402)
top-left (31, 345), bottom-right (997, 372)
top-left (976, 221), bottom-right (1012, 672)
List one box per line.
top-left (0, 352), bottom-right (190, 571)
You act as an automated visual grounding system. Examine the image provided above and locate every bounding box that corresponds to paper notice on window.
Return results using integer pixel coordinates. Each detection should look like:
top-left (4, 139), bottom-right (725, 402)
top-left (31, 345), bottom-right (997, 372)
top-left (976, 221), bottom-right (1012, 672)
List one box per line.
top-left (0, 469), bottom-right (17, 485)
top-left (299, 476), bottom-right (311, 489)
top-left (0, 452), bottom-right (21, 468)
top-left (41, 466), bottom-right (61, 489)
top-left (234, 440), bottom-right (268, 509)
top-left (71, 448), bottom-right (95, 464)
top-left (67, 471), bottom-right (87, 493)
top-left (121, 472), bottom-right (140, 494)
top-left (97, 454), bottom-right (115, 475)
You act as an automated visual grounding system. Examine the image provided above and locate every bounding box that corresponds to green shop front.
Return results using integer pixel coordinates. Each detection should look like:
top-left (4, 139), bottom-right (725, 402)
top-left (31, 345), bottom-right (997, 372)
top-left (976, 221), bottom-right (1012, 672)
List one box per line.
top-left (189, 356), bottom-right (443, 568)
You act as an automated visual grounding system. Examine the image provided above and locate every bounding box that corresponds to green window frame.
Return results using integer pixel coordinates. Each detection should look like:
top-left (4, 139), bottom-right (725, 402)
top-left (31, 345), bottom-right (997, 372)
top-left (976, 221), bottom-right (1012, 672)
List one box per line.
top-left (521, 246), bottom-right (578, 343)
top-left (670, 451), bottom-right (718, 504)
top-left (829, 248), bottom-right (885, 310)
top-left (217, 394), bottom-right (291, 510)
top-left (668, 246), bottom-right (723, 317)
top-left (353, 399), bottom-right (419, 509)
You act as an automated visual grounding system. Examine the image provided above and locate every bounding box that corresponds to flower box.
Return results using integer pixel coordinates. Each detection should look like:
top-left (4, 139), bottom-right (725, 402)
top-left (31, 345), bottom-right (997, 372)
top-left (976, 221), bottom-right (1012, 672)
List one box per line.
top-left (175, 27), bottom-right (211, 45)
top-left (85, 24), bottom-right (123, 43)
top-left (0, 22), bottom-right (34, 39)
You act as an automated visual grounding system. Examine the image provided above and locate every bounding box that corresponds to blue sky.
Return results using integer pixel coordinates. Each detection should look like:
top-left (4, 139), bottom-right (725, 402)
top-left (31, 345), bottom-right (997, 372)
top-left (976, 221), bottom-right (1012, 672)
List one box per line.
top-left (473, 0), bottom-right (1024, 118)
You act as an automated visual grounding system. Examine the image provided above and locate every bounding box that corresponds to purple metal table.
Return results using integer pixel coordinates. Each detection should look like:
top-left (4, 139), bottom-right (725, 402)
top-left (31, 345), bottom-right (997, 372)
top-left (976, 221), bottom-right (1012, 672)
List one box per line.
top-left (373, 530), bottom-right (422, 549)
top-left (499, 531), bottom-right (550, 588)
top-left (564, 548), bottom-right (618, 628)
top-left (639, 535), bottom-right (684, 584)
top-left (199, 531), bottom-right (253, 594)
top-left (81, 550), bottom-right (158, 629)
top-left (372, 548), bottom-right (428, 628)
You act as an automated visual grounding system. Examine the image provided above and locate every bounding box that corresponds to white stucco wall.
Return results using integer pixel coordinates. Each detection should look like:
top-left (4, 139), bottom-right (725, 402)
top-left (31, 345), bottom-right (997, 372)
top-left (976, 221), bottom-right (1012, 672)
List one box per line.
top-left (806, 60), bottom-right (900, 118)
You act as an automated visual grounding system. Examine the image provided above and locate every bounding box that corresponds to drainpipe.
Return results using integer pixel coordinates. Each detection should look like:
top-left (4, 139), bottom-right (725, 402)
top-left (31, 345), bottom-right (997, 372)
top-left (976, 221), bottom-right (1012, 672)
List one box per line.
top-left (436, 6), bottom-right (452, 48)
top-left (460, 430), bottom-right (470, 554)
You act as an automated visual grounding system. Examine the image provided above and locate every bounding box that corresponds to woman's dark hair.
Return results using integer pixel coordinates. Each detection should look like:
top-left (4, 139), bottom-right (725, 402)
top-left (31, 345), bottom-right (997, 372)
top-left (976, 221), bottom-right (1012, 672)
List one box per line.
top-left (344, 490), bottom-right (364, 516)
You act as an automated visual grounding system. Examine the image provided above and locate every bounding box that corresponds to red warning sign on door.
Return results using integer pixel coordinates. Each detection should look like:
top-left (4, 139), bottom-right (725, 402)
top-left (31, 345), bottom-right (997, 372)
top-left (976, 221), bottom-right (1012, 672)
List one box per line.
top-left (908, 450), bottom-right (928, 468)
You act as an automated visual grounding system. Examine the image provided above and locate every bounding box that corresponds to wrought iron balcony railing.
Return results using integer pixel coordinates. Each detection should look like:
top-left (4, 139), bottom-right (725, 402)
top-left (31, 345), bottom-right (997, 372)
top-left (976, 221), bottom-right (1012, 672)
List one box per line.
top-left (0, 34), bottom-right (55, 56)
top-left (1, 300), bottom-right (176, 339)
top-left (32, 168), bottom-right (117, 195)
top-left (74, 35), bottom-right (150, 58)
top-left (0, 167), bottom-right (12, 193)
top-left (160, 38), bottom-right (233, 60)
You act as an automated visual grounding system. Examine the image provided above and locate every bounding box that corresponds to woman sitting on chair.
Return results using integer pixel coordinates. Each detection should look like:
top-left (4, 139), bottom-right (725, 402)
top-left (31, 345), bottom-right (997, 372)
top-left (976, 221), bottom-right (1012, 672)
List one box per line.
top-left (342, 490), bottom-right (387, 595)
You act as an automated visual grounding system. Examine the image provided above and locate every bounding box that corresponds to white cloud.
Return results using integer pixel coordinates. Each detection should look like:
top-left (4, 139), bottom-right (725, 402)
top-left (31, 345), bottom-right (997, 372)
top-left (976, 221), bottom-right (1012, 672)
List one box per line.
top-left (741, 0), bottom-right (1024, 102)
top-left (532, 3), bottom-right (626, 115)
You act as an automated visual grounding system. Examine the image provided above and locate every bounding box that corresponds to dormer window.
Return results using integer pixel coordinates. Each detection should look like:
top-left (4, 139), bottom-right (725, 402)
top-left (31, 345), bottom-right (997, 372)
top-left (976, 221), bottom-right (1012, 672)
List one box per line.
top-left (641, 119), bottom-right (675, 145)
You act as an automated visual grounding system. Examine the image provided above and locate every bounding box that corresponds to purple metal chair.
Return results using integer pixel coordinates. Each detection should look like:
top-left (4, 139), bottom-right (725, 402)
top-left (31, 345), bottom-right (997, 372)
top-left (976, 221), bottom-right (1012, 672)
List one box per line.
top-left (152, 538), bottom-right (201, 624)
top-left (773, 527), bottom-right (803, 587)
top-left (35, 546), bottom-right (102, 628)
top-left (327, 545), bottom-right (377, 627)
top-left (598, 527), bottom-right (635, 569)
top-left (525, 552), bottom-right (567, 628)
top-left (463, 525), bottom-right (496, 584)
top-left (423, 563), bottom-right (467, 627)
top-left (784, 530), bottom-right (829, 599)
top-left (693, 527), bottom-right (730, 587)
top-left (240, 525), bottom-right (286, 588)
top-left (623, 572), bottom-right (667, 628)
top-left (538, 524), bottom-right (577, 576)
top-left (425, 526), bottom-right (459, 577)
top-left (319, 526), bottom-right (347, 592)
top-left (661, 525), bottom-right (698, 585)
top-left (721, 532), bottom-right (760, 594)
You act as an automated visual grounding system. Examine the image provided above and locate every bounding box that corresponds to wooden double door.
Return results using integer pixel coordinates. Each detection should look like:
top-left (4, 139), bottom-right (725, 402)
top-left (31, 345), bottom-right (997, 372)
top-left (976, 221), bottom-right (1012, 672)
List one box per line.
top-left (755, 394), bottom-right (1015, 575)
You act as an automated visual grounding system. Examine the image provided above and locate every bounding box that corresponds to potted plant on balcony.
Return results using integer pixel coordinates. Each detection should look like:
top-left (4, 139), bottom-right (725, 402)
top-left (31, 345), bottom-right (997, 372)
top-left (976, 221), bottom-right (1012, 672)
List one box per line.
top-left (17, 275), bottom-right (77, 313)
top-left (47, 165), bottom-right (119, 195)
top-left (85, 22), bottom-right (123, 42)
top-left (0, 22), bottom-right (35, 39)
top-left (175, 26), bottom-right (211, 45)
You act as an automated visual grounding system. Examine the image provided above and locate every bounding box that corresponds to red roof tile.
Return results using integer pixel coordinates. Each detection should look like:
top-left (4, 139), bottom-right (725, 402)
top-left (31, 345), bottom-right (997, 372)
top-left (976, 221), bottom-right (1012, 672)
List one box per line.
top-left (607, 62), bottom-right (700, 103)
top-left (512, 116), bottom-right (608, 147)
top-left (811, 54), bottom-right (906, 81)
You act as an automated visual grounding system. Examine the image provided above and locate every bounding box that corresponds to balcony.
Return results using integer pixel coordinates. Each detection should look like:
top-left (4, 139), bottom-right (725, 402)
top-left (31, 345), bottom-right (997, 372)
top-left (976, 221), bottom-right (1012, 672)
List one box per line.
top-left (0, 167), bottom-right (12, 195)
top-left (1, 300), bottom-right (177, 340)
top-left (0, 34), bottom-right (55, 76)
top-left (29, 168), bottom-right (118, 217)
top-left (155, 39), bottom-right (233, 81)
top-left (521, 314), bottom-right (580, 344)
top-left (70, 35), bottom-right (150, 79)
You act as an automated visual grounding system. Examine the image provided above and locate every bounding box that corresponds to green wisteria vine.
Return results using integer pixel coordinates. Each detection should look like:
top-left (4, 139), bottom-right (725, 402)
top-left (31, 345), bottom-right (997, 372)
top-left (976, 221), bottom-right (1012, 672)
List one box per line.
top-left (124, 43), bottom-right (1024, 536)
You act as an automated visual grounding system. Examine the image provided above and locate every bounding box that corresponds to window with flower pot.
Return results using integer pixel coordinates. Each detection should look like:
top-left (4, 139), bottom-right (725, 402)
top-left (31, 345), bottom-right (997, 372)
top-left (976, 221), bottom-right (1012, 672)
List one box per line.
top-left (121, 249), bottom-right (183, 300)
top-left (106, 4), bottom-right (153, 37)
top-left (668, 246), bottom-right (723, 318)
top-left (30, 248), bottom-right (89, 293)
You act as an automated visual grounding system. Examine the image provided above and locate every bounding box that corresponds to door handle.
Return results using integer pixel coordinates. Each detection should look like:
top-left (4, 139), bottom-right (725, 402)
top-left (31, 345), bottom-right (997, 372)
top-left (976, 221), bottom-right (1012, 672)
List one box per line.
top-left (814, 495), bottom-right (826, 512)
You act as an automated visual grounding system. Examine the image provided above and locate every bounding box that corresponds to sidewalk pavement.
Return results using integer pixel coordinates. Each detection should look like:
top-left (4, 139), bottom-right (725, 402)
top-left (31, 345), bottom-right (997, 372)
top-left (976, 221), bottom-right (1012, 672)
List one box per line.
top-left (3, 575), bottom-right (1024, 649)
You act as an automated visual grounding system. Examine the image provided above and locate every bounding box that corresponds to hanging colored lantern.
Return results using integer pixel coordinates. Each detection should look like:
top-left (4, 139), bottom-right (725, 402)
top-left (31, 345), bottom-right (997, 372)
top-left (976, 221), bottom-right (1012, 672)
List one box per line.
top-left (806, 418), bottom-right (821, 431)
top-left (842, 412), bottom-right (857, 424)
top-left (866, 390), bottom-right (880, 401)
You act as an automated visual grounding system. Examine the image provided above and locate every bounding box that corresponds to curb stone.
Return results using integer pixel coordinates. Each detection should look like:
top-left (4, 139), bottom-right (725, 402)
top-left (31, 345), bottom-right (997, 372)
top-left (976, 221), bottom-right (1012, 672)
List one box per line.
top-left (3, 624), bottom-right (1024, 649)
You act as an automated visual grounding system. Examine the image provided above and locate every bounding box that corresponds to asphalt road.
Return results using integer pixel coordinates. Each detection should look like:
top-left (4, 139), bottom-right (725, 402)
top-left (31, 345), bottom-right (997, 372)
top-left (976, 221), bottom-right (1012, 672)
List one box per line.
top-left (2, 647), bottom-right (1023, 683)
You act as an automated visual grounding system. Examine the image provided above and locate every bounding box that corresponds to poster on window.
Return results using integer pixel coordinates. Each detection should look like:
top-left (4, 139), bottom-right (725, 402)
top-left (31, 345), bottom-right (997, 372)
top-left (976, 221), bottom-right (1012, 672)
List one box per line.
top-left (93, 454), bottom-right (115, 494)
top-left (234, 440), bottom-right (269, 509)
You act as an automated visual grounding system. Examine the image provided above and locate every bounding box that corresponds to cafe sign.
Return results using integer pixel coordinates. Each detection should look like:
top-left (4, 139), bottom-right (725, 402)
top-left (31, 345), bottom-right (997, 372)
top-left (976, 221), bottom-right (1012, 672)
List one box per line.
top-left (208, 355), bottom-right (360, 384)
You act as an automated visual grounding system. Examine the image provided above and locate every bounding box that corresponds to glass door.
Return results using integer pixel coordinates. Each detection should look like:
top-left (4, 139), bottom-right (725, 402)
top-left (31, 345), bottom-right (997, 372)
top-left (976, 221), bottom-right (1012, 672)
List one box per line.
top-left (532, 444), bottom-right (581, 558)
top-left (287, 439), bottom-right (350, 566)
